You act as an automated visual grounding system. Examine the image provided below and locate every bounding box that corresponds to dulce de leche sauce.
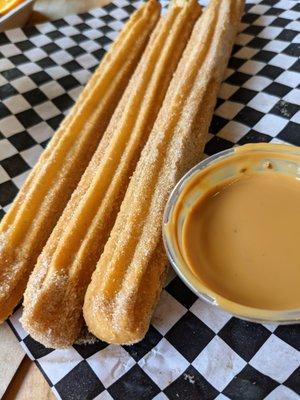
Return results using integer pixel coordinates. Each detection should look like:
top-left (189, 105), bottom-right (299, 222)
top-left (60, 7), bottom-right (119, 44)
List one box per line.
top-left (168, 144), bottom-right (300, 316)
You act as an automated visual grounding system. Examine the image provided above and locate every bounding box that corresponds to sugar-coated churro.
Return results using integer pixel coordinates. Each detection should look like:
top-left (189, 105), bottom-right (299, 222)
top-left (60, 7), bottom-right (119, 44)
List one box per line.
top-left (0, 0), bottom-right (160, 323)
top-left (0, 0), bottom-right (24, 15)
top-left (21, 0), bottom-right (201, 348)
top-left (84, 0), bottom-right (245, 345)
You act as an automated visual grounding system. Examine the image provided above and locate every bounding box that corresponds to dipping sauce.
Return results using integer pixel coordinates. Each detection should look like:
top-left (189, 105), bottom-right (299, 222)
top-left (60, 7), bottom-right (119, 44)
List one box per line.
top-left (164, 143), bottom-right (300, 320)
top-left (182, 171), bottom-right (300, 310)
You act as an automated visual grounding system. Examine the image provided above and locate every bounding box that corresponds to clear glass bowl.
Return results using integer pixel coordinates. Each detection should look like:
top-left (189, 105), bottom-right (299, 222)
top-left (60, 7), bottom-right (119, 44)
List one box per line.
top-left (163, 143), bottom-right (300, 324)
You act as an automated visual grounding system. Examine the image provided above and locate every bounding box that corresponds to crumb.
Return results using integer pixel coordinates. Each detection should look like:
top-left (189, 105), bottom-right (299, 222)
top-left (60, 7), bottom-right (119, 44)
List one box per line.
top-left (75, 327), bottom-right (98, 345)
top-left (276, 100), bottom-right (292, 118)
top-left (263, 161), bottom-right (273, 170)
top-left (184, 373), bottom-right (195, 384)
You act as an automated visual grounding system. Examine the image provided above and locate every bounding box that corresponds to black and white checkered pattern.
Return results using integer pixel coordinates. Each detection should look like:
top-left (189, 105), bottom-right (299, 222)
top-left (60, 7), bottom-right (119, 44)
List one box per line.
top-left (0, 0), bottom-right (299, 399)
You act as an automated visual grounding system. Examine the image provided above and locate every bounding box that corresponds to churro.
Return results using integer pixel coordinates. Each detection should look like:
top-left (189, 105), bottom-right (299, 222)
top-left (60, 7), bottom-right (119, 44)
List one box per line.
top-left (21, 0), bottom-right (201, 348)
top-left (0, 0), bottom-right (160, 323)
top-left (0, 0), bottom-right (24, 15)
top-left (84, 0), bottom-right (245, 345)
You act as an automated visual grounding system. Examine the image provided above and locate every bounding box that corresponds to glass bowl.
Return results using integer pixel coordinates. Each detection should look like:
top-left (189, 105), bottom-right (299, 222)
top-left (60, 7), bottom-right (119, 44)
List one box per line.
top-left (163, 143), bottom-right (300, 324)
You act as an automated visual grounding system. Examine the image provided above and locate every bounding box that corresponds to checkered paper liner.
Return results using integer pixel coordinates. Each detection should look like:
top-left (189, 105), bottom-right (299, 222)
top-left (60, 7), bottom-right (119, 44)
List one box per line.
top-left (0, 0), bottom-right (299, 398)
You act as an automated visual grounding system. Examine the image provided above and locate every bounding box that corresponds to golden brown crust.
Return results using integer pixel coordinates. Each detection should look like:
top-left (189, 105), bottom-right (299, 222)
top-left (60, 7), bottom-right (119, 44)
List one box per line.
top-left (21, 0), bottom-right (201, 348)
top-left (0, 0), bottom-right (160, 324)
top-left (83, 0), bottom-right (245, 345)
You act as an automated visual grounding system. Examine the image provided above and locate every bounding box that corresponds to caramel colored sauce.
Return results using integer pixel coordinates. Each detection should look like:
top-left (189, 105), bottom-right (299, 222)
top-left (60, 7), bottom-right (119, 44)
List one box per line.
top-left (182, 171), bottom-right (300, 310)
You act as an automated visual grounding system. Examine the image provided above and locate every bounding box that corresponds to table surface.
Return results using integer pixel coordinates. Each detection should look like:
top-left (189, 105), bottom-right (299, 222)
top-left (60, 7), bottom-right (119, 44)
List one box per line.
top-left (1, 2), bottom-right (109, 398)
top-left (3, 356), bottom-right (55, 400)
